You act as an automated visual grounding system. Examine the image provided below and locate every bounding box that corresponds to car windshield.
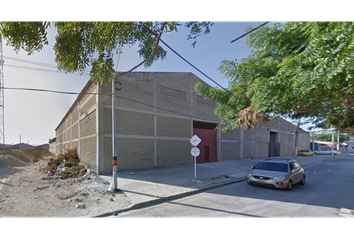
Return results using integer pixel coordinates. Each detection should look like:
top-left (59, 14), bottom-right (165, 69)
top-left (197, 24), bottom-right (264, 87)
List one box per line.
top-left (254, 162), bottom-right (289, 172)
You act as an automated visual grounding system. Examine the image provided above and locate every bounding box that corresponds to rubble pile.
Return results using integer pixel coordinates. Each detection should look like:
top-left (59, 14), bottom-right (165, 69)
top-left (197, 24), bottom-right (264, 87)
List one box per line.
top-left (40, 162), bottom-right (96, 180)
top-left (39, 147), bottom-right (96, 181)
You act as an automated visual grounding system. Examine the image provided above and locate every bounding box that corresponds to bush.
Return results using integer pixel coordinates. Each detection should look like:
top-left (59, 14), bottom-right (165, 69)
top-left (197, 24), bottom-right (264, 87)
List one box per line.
top-left (48, 158), bottom-right (60, 167)
top-left (56, 147), bottom-right (79, 163)
top-left (47, 147), bottom-right (79, 169)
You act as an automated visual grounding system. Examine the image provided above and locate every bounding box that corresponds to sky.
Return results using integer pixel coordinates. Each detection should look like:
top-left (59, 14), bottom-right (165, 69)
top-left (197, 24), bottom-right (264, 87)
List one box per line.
top-left (2, 22), bottom-right (261, 145)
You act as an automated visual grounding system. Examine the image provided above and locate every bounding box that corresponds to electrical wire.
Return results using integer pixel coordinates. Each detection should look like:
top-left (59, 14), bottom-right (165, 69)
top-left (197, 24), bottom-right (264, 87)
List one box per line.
top-left (142, 25), bottom-right (231, 93)
top-left (4, 56), bottom-right (59, 69)
top-left (4, 64), bottom-right (90, 76)
top-left (3, 87), bottom-right (92, 95)
top-left (1, 86), bottom-right (214, 122)
top-left (3, 56), bottom-right (92, 75)
top-left (3, 86), bottom-right (300, 128)
top-left (230, 22), bottom-right (270, 43)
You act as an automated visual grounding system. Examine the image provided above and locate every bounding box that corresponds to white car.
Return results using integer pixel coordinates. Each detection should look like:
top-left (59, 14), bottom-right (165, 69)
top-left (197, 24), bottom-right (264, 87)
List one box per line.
top-left (314, 149), bottom-right (341, 155)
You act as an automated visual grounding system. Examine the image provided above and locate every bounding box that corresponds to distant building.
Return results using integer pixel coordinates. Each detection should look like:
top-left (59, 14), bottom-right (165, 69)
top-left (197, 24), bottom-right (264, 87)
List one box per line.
top-left (345, 136), bottom-right (354, 151)
top-left (54, 72), bottom-right (310, 175)
top-left (48, 138), bottom-right (56, 155)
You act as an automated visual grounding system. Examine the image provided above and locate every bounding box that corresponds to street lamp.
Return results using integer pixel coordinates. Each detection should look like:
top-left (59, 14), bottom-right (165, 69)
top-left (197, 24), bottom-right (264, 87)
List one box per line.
top-left (19, 132), bottom-right (26, 149)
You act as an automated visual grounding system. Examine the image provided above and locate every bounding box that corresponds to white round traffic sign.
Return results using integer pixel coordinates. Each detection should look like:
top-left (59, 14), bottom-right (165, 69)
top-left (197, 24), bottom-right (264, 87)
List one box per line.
top-left (191, 147), bottom-right (200, 157)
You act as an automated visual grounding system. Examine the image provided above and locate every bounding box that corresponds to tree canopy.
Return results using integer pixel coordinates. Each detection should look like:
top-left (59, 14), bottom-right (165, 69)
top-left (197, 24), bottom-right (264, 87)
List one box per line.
top-left (0, 21), bottom-right (213, 84)
top-left (195, 22), bottom-right (354, 133)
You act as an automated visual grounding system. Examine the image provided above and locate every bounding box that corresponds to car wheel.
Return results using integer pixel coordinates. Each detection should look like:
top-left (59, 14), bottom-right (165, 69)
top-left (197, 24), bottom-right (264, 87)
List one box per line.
top-left (299, 176), bottom-right (305, 185)
top-left (287, 180), bottom-right (292, 191)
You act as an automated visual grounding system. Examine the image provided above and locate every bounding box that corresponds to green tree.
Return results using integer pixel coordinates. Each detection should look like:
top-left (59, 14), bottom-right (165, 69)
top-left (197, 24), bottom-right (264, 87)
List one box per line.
top-left (195, 22), bottom-right (354, 133)
top-left (0, 21), bottom-right (212, 84)
top-left (314, 133), bottom-right (349, 142)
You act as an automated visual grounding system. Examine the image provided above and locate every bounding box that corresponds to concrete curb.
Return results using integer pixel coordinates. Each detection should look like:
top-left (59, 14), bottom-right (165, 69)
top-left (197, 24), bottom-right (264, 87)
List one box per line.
top-left (91, 177), bottom-right (245, 218)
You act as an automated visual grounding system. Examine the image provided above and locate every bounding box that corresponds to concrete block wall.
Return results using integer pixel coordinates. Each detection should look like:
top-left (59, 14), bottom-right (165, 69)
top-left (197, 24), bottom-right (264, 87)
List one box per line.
top-left (55, 81), bottom-right (98, 170)
top-left (54, 72), bottom-right (312, 175)
top-left (98, 72), bottom-right (219, 174)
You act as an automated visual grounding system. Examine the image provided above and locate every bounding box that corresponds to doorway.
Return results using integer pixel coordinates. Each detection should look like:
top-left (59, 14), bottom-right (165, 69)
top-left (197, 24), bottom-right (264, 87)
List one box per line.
top-left (269, 131), bottom-right (280, 157)
top-left (193, 121), bottom-right (217, 163)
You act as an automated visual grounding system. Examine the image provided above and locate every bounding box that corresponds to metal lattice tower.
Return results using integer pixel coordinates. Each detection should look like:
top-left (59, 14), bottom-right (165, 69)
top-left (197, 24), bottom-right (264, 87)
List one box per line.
top-left (0, 35), bottom-right (5, 148)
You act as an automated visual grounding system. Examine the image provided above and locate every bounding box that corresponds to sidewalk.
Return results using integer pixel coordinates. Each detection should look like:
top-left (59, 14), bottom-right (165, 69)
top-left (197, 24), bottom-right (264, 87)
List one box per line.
top-left (92, 154), bottom-right (342, 217)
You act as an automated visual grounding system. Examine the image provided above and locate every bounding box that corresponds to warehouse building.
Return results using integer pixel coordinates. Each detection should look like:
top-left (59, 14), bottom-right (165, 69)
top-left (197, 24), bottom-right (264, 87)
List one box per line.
top-left (54, 72), bottom-right (310, 175)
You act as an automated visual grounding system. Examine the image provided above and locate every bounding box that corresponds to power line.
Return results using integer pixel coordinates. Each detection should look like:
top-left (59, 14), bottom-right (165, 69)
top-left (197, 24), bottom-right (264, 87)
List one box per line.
top-left (2, 86), bottom-right (216, 122)
top-left (3, 87), bottom-right (93, 95)
top-left (142, 25), bottom-right (231, 93)
top-left (230, 21), bottom-right (270, 43)
top-left (4, 64), bottom-right (90, 76)
top-left (4, 56), bottom-right (58, 69)
top-left (4, 56), bottom-right (93, 73)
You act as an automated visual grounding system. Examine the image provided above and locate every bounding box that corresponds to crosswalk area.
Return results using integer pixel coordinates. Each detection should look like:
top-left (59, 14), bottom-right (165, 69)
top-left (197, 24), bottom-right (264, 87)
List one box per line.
top-left (338, 208), bottom-right (354, 218)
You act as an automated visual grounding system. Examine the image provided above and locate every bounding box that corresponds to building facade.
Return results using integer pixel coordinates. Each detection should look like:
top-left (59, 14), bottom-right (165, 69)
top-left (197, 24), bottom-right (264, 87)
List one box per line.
top-left (54, 72), bottom-right (310, 175)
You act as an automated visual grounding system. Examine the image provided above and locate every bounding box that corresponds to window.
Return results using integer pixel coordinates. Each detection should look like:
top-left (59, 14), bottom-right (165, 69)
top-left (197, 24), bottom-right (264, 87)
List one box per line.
top-left (254, 162), bottom-right (288, 172)
top-left (290, 162), bottom-right (300, 171)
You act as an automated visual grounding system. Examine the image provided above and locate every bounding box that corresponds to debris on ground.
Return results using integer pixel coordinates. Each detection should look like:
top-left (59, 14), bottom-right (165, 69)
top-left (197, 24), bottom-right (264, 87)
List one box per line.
top-left (38, 148), bottom-right (97, 182)
top-left (33, 186), bottom-right (49, 192)
top-left (0, 147), bottom-right (131, 217)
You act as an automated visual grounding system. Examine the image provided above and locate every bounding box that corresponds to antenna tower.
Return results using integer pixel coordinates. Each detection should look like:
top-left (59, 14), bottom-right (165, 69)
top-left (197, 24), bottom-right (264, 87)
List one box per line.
top-left (0, 35), bottom-right (5, 148)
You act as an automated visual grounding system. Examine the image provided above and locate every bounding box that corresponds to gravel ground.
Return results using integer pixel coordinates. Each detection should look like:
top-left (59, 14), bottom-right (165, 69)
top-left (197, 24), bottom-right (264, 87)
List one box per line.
top-left (0, 156), bottom-right (131, 217)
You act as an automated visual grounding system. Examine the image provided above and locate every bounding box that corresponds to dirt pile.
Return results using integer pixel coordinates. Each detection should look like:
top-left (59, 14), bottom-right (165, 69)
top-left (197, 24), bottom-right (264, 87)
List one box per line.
top-left (26, 146), bottom-right (55, 159)
top-left (1, 149), bottom-right (33, 163)
top-left (0, 147), bottom-right (55, 164)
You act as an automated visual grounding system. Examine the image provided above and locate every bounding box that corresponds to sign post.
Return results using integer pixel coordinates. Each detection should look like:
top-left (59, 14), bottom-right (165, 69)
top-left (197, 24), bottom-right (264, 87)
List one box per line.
top-left (190, 135), bottom-right (202, 183)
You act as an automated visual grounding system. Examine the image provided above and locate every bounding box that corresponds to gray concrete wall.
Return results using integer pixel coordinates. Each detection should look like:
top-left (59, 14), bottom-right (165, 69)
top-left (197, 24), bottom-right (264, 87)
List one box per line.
top-left (98, 72), bottom-right (217, 174)
top-left (55, 82), bottom-right (98, 171)
top-left (54, 72), bottom-right (311, 175)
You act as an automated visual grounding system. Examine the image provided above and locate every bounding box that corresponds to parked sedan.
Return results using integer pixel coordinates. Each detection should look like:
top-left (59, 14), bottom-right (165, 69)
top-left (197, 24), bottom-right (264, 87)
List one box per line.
top-left (297, 150), bottom-right (314, 156)
top-left (245, 158), bottom-right (305, 191)
top-left (314, 149), bottom-right (341, 155)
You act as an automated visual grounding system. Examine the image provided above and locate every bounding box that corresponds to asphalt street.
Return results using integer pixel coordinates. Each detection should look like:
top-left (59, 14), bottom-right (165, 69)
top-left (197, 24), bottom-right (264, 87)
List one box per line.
top-left (113, 154), bottom-right (354, 218)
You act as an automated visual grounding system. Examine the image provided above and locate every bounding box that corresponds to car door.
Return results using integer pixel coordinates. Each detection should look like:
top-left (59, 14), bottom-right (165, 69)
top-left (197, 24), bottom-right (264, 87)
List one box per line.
top-left (317, 150), bottom-right (326, 154)
top-left (290, 162), bottom-right (302, 183)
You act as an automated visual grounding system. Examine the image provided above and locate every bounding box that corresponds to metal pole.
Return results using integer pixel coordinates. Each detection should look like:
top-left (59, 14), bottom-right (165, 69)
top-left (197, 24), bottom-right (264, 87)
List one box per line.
top-left (112, 76), bottom-right (117, 190)
top-left (251, 127), bottom-right (254, 160)
top-left (194, 146), bottom-right (196, 182)
top-left (293, 118), bottom-right (300, 157)
top-left (332, 131), bottom-right (334, 151)
top-left (312, 132), bottom-right (315, 151)
top-left (110, 42), bottom-right (123, 192)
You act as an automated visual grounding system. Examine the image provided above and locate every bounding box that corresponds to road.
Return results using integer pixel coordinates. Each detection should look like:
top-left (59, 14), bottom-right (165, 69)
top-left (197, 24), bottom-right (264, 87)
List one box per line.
top-left (113, 154), bottom-right (354, 218)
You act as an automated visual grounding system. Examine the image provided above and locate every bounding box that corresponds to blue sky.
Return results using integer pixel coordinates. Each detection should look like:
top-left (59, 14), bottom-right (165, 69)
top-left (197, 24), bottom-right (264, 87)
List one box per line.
top-left (2, 22), bottom-right (261, 145)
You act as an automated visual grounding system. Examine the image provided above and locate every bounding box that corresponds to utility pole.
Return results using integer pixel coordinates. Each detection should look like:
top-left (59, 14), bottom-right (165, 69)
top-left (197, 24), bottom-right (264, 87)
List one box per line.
top-left (0, 34), bottom-right (5, 149)
top-left (19, 132), bottom-right (26, 149)
top-left (251, 127), bottom-right (254, 160)
top-left (110, 43), bottom-right (123, 192)
top-left (293, 118), bottom-right (301, 157)
top-left (112, 75), bottom-right (117, 191)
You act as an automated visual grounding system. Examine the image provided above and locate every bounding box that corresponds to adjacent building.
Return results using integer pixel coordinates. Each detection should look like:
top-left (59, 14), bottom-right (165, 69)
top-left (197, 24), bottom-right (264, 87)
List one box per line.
top-left (54, 72), bottom-right (310, 175)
